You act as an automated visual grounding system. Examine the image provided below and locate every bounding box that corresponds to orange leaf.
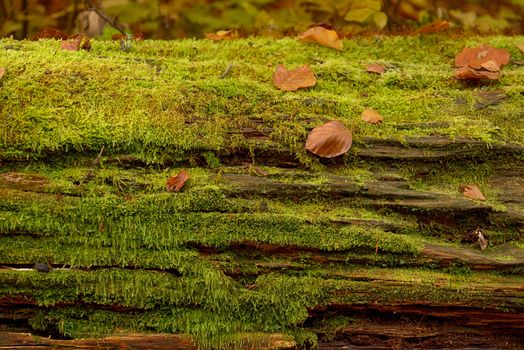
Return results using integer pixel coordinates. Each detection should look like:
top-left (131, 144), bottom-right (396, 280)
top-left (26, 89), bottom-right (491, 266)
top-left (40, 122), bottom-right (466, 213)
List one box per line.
top-left (361, 108), bottom-right (384, 124)
top-left (0, 68), bottom-right (5, 79)
top-left (273, 64), bottom-right (316, 92)
top-left (166, 170), bottom-right (190, 192)
top-left (33, 27), bottom-right (68, 40)
top-left (414, 19), bottom-right (451, 34)
top-left (205, 30), bottom-right (237, 40)
top-left (298, 26), bottom-right (343, 50)
top-left (454, 66), bottom-right (500, 80)
top-left (60, 35), bottom-right (91, 51)
top-left (461, 185), bottom-right (486, 201)
top-left (305, 121), bottom-right (352, 158)
top-left (455, 45), bottom-right (510, 70)
top-left (366, 63), bottom-right (385, 75)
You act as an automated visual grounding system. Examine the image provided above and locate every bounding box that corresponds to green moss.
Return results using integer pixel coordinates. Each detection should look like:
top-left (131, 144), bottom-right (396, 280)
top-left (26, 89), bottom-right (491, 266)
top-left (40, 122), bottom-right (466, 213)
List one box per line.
top-left (1, 36), bottom-right (523, 164)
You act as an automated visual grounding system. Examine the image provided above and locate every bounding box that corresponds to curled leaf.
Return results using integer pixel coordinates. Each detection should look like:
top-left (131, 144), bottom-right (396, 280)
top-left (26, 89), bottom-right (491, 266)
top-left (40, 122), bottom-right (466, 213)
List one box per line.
top-left (455, 46), bottom-right (510, 70)
top-left (460, 184), bottom-right (486, 201)
top-left (166, 170), bottom-right (190, 192)
top-left (298, 26), bottom-right (343, 50)
top-left (305, 120), bottom-right (352, 158)
top-left (273, 64), bottom-right (316, 92)
top-left (366, 63), bottom-right (385, 74)
top-left (33, 27), bottom-right (68, 40)
top-left (468, 228), bottom-right (488, 250)
top-left (361, 108), bottom-right (384, 124)
top-left (455, 66), bottom-right (500, 80)
top-left (205, 30), bottom-right (237, 40)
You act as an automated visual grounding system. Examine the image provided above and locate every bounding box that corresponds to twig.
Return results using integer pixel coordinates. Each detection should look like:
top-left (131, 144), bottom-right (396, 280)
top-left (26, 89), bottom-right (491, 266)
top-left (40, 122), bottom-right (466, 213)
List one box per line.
top-left (79, 146), bottom-right (104, 185)
top-left (83, 0), bottom-right (127, 35)
top-left (219, 63), bottom-right (234, 79)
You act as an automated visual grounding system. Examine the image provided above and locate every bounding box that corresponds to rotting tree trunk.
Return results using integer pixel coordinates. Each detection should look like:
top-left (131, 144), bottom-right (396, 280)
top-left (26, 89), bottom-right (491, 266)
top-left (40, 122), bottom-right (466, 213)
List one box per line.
top-left (0, 36), bottom-right (523, 349)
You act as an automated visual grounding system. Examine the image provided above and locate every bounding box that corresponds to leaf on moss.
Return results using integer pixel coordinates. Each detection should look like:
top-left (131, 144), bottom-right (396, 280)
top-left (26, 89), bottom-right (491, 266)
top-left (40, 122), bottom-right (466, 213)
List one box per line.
top-left (60, 35), bottom-right (91, 51)
top-left (33, 27), bottom-right (68, 40)
top-left (460, 184), bottom-right (486, 201)
top-left (205, 30), bottom-right (237, 40)
top-left (517, 44), bottom-right (524, 54)
top-left (455, 46), bottom-right (510, 69)
top-left (305, 121), bottom-right (352, 158)
top-left (273, 64), bottom-right (316, 92)
top-left (361, 108), bottom-right (384, 124)
top-left (166, 170), bottom-right (190, 192)
top-left (298, 26), bottom-right (343, 50)
top-left (366, 63), bottom-right (385, 74)
top-left (454, 45), bottom-right (510, 80)
top-left (0, 68), bottom-right (5, 79)
top-left (455, 66), bottom-right (500, 80)
top-left (414, 19), bottom-right (451, 34)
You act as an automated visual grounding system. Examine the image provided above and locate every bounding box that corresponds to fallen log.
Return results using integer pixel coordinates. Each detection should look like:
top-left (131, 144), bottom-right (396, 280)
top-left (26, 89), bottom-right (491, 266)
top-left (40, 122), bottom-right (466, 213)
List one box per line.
top-left (0, 35), bottom-right (523, 349)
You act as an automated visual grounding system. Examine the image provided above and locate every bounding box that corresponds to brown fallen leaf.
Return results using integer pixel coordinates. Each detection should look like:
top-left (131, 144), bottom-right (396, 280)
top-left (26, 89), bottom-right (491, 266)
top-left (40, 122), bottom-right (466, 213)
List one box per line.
top-left (273, 64), bottom-right (316, 92)
top-left (205, 30), bottom-right (237, 40)
top-left (455, 45), bottom-right (510, 70)
top-left (468, 228), bottom-right (488, 250)
top-left (305, 120), bottom-right (352, 158)
top-left (517, 44), bottom-right (524, 54)
top-left (361, 108), bottom-right (384, 124)
top-left (414, 19), bottom-right (451, 34)
top-left (460, 184), bottom-right (486, 201)
top-left (0, 68), bottom-right (5, 79)
top-left (455, 66), bottom-right (500, 80)
top-left (366, 63), bottom-right (385, 75)
top-left (60, 35), bottom-right (91, 51)
top-left (33, 27), bottom-right (68, 40)
top-left (298, 26), bottom-right (343, 50)
top-left (166, 170), bottom-right (190, 192)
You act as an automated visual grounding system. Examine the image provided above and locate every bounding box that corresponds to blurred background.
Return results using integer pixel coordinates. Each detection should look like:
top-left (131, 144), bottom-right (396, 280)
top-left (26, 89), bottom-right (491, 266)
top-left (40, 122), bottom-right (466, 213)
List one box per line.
top-left (1, 0), bottom-right (523, 39)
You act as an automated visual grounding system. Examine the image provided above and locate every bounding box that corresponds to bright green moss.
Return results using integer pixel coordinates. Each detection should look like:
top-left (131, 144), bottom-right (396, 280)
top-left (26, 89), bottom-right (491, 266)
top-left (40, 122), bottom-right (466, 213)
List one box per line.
top-left (1, 36), bottom-right (523, 164)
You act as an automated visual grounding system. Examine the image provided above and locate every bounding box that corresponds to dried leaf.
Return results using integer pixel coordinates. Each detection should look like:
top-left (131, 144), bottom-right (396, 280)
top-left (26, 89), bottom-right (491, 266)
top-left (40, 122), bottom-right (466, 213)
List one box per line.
top-left (33, 27), bottom-right (68, 40)
top-left (415, 19), bottom-right (451, 34)
top-left (477, 230), bottom-right (488, 250)
top-left (205, 30), bottom-right (237, 40)
top-left (517, 44), bottom-right (524, 54)
top-left (0, 68), bottom-right (5, 79)
top-left (480, 60), bottom-right (500, 72)
top-left (60, 35), bottom-right (91, 51)
top-left (305, 120), bottom-right (352, 158)
top-left (454, 66), bottom-right (500, 80)
top-left (461, 184), bottom-right (486, 201)
top-left (366, 63), bottom-right (385, 74)
top-left (468, 228), bottom-right (488, 250)
top-left (361, 108), bottom-right (384, 124)
top-left (166, 170), bottom-right (190, 192)
top-left (273, 64), bottom-right (316, 92)
top-left (455, 46), bottom-right (510, 70)
top-left (298, 26), bottom-right (343, 50)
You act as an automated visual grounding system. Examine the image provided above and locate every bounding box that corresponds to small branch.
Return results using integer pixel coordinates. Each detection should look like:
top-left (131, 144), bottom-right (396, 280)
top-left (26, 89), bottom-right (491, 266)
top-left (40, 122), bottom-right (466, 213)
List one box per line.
top-left (219, 63), bottom-right (234, 79)
top-left (83, 0), bottom-right (127, 35)
top-left (79, 146), bottom-right (104, 186)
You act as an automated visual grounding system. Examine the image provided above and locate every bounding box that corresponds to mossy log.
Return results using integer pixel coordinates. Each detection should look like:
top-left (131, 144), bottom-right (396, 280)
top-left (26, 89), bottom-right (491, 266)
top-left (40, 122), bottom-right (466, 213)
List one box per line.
top-left (0, 35), bottom-right (523, 349)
